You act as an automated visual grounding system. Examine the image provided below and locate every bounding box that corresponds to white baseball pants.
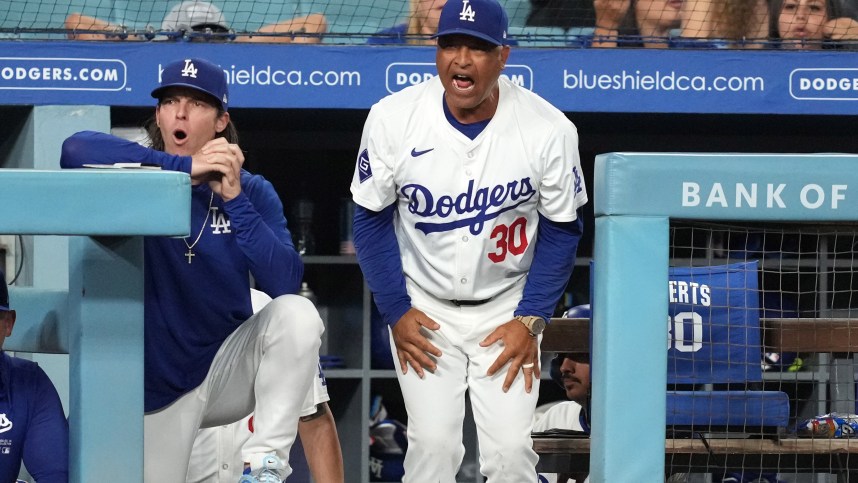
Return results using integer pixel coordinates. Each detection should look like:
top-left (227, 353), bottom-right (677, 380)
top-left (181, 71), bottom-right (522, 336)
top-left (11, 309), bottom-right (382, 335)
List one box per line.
top-left (143, 294), bottom-right (323, 482)
top-left (392, 280), bottom-right (540, 483)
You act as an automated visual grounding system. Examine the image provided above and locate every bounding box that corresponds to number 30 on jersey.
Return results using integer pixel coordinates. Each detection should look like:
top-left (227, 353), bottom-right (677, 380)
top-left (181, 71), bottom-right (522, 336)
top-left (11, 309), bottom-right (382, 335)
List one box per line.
top-left (488, 217), bottom-right (528, 263)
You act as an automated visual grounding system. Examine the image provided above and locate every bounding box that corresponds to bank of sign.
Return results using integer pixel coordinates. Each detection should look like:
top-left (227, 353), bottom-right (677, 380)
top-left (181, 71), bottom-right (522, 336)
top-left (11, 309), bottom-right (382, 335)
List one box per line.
top-left (385, 62), bottom-right (533, 93)
top-left (0, 57), bottom-right (126, 91)
top-left (789, 68), bottom-right (858, 101)
top-left (681, 181), bottom-right (848, 210)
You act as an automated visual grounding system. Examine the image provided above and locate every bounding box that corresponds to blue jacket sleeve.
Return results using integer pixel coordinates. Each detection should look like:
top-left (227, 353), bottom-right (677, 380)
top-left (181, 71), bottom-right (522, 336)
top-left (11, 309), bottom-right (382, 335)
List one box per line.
top-left (225, 175), bottom-right (303, 297)
top-left (21, 366), bottom-right (69, 483)
top-left (353, 204), bottom-right (412, 326)
top-left (60, 130), bottom-right (192, 173)
top-left (515, 209), bottom-right (584, 320)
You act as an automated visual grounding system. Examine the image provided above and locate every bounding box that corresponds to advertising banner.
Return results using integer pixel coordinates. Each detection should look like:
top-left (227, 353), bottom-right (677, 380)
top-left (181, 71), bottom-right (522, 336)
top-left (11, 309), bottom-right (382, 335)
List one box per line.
top-left (1, 42), bottom-right (857, 114)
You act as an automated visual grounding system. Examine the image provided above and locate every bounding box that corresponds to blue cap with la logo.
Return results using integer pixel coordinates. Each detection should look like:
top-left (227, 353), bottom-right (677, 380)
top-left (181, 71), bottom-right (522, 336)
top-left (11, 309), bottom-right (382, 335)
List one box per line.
top-left (151, 57), bottom-right (229, 111)
top-left (432, 0), bottom-right (509, 46)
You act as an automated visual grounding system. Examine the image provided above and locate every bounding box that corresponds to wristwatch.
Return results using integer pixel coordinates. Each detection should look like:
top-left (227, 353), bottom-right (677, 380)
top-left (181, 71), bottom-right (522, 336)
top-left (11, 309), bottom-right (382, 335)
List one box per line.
top-left (515, 315), bottom-right (546, 336)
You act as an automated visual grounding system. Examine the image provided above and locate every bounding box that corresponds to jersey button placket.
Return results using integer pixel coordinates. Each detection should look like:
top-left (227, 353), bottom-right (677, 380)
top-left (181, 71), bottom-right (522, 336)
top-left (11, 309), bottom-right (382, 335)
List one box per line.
top-left (465, 151), bottom-right (475, 177)
top-left (458, 149), bottom-right (478, 300)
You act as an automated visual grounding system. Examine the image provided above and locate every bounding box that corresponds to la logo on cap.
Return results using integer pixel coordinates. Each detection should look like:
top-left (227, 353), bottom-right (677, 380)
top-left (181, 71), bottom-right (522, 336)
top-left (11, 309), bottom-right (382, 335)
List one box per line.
top-left (181, 59), bottom-right (198, 78)
top-left (459, 0), bottom-right (475, 21)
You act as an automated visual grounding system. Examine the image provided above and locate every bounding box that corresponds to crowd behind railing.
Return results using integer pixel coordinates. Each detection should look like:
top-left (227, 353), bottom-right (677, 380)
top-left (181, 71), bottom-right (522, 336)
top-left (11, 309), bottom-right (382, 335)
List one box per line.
top-left (4, 0), bottom-right (858, 48)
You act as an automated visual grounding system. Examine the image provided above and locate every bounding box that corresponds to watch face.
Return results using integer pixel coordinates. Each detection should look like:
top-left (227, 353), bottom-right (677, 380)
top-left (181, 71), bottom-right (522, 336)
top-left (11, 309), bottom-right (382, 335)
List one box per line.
top-left (531, 317), bottom-right (546, 334)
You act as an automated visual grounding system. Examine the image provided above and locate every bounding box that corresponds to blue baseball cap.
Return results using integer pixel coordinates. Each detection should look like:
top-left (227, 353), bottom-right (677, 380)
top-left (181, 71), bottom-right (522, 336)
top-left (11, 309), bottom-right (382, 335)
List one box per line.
top-left (0, 269), bottom-right (8, 311)
top-left (432, 0), bottom-right (509, 46)
top-left (151, 57), bottom-right (229, 111)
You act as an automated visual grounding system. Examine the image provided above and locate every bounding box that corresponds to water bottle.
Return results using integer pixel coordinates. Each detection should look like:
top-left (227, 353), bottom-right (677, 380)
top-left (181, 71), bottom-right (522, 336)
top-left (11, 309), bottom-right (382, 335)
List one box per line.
top-left (298, 282), bottom-right (317, 305)
top-left (293, 199), bottom-right (315, 256)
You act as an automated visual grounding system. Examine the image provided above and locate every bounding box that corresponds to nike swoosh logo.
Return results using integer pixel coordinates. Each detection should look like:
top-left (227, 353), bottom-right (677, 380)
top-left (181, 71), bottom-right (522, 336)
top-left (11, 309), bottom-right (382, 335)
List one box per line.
top-left (411, 148), bottom-right (434, 157)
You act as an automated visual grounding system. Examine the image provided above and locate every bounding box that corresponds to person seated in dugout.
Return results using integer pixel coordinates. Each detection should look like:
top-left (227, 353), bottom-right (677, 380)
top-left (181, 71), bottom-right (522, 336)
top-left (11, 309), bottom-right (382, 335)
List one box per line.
top-left (533, 352), bottom-right (591, 483)
top-left (0, 269), bottom-right (69, 483)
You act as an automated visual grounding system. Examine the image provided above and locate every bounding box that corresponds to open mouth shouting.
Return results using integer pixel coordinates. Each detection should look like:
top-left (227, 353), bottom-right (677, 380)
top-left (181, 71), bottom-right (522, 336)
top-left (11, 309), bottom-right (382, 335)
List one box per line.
top-left (452, 74), bottom-right (475, 91)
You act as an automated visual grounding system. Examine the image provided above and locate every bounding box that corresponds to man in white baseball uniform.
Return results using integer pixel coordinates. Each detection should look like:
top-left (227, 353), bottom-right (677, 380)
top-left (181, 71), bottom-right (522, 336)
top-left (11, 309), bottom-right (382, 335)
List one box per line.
top-left (350, 0), bottom-right (588, 479)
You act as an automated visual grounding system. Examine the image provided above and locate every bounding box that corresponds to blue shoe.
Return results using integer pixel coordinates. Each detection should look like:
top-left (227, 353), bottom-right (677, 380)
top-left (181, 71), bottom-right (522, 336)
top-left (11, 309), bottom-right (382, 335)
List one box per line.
top-left (237, 453), bottom-right (287, 483)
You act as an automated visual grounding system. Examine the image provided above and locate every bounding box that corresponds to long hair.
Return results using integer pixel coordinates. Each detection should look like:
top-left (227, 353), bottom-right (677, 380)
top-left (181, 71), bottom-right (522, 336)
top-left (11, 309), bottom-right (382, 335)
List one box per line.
top-left (769, 0), bottom-right (844, 40)
top-left (144, 102), bottom-right (238, 151)
top-left (711, 0), bottom-right (769, 41)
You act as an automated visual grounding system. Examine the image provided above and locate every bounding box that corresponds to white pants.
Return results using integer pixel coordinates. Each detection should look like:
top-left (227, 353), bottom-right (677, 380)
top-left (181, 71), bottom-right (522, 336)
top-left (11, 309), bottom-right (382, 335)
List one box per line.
top-left (394, 281), bottom-right (540, 483)
top-left (186, 362), bottom-right (330, 483)
top-left (143, 294), bottom-right (323, 482)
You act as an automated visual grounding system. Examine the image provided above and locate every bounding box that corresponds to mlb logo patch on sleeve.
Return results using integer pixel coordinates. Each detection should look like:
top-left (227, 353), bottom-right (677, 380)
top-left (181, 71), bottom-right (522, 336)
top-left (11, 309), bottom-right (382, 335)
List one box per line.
top-left (358, 149), bottom-right (373, 183)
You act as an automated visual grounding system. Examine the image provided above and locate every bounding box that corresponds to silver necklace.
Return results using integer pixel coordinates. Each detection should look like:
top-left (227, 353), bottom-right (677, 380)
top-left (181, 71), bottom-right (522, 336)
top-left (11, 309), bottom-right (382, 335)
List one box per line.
top-left (183, 191), bottom-right (214, 264)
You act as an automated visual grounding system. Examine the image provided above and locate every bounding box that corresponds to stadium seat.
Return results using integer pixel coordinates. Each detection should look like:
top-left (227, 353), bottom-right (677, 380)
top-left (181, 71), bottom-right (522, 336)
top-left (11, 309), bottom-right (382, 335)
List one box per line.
top-left (566, 26), bottom-right (594, 47)
top-left (323, 22), bottom-right (378, 44)
top-left (508, 26), bottom-right (567, 47)
top-left (500, 0), bottom-right (531, 27)
top-left (3, 0), bottom-right (109, 30)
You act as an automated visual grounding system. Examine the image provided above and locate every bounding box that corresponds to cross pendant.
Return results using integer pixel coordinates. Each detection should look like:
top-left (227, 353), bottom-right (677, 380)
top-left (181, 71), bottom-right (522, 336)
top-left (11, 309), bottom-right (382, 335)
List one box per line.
top-left (185, 249), bottom-right (195, 264)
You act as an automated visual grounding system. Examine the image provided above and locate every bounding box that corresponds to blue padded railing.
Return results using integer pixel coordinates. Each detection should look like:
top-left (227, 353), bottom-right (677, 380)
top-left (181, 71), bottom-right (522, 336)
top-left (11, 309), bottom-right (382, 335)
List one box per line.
top-left (592, 152), bottom-right (858, 481)
top-left (0, 169), bottom-right (190, 482)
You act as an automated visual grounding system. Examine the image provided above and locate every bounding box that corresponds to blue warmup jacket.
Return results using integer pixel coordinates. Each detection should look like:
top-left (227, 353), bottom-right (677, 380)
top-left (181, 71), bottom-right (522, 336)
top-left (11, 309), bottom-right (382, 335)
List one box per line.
top-left (61, 131), bottom-right (303, 412)
top-left (0, 352), bottom-right (69, 483)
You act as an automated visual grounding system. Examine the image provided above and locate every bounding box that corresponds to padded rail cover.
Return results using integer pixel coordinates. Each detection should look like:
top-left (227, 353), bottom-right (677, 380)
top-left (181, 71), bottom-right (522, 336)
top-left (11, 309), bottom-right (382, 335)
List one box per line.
top-left (667, 390), bottom-right (790, 427)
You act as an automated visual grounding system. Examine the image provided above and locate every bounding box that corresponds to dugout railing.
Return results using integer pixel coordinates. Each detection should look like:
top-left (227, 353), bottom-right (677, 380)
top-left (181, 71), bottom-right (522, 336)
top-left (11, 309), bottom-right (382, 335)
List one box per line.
top-left (537, 316), bottom-right (858, 476)
top-left (0, 169), bottom-right (190, 481)
top-left (551, 152), bottom-right (858, 482)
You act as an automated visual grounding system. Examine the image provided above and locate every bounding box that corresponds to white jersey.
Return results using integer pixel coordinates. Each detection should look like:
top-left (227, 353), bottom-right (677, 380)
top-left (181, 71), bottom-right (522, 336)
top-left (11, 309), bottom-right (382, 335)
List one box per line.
top-left (350, 76), bottom-right (588, 302)
top-left (533, 401), bottom-right (589, 483)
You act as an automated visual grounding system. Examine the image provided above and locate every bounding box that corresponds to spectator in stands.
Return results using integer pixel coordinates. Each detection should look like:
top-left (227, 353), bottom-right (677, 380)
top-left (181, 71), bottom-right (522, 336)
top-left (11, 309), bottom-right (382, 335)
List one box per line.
top-left (590, 0), bottom-right (682, 47)
top-left (368, 0), bottom-right (522, 45)
top-left (367, 0), bottom-right (447, 45)
top-left (770, 0), bottom-right (858, 49)
top-left (533, 352), bottom-right (591, 483)
top-left (65, 0), bottom-right (327, 43)
top-left (0, 269), bottom-right (69, 483)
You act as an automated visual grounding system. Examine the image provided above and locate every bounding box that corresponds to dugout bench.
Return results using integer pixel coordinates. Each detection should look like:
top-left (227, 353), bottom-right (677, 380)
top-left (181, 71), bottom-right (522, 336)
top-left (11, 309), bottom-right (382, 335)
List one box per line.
top-left (535, 316), bottom-right (858, 475)
top-left (0, 169), bottom-right (189, 482)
